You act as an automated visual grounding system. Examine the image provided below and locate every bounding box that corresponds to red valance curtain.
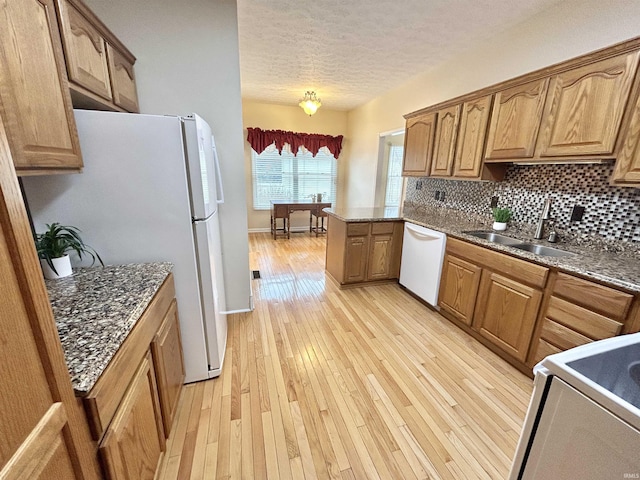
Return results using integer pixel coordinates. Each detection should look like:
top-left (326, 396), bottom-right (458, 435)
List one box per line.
top-left (246, 127), bottom-right (343, 158)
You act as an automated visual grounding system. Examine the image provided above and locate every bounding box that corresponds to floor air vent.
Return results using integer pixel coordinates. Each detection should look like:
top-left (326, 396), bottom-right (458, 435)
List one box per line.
top-left (252, 270), bottom-right (261, 279)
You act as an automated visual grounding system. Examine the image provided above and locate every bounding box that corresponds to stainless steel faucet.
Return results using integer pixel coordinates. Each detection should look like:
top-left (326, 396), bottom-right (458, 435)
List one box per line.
top-left (535, 198), bottom-right (553, 239)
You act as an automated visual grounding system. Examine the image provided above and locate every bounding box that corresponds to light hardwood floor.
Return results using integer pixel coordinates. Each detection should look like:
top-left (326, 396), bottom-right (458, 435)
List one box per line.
top-left (158, 232), bottom-right (533, 480)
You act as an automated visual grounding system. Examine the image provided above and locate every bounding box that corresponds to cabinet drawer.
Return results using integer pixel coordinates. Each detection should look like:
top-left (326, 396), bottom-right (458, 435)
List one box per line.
top-left (539, 317), bottom-right (592, 351)
top-left (447, 237), bottom-right (548, 288)
top-left (552, 273), bottom-right (633, 320)
top-left (531, 338), bottom-right (562, 365)
top-left (347, 223), bottom-right (370, 237)
top-left (371, 222), bottom-right (395, 235)
top-left (546, 296), bottom-right (623, 340)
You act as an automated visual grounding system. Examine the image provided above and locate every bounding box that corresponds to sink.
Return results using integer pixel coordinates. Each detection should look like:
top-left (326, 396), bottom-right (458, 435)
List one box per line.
top-left (567, 342), bottom-right (640, 410)
top-left (510, 243), bottom-right (576, 257)
top-left (464, 230), bottom-right (575, 257)
top-left (463, 230), bottom-right (525, 246)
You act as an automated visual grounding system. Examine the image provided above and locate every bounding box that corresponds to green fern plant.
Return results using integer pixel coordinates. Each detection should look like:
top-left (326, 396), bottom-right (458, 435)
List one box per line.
top-left (491, 207), bottom-right (512, 223)
top-left (35, 223), bottom-right (104, 274)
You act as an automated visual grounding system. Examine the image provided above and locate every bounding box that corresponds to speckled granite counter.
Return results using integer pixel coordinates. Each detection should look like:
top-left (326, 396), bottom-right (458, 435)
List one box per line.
top-left (324, 206), bottom-right (402, 222)
top-left (45, 262), bottom-right (173, 395)
top-left (402, 204), bottom-right (640, 293)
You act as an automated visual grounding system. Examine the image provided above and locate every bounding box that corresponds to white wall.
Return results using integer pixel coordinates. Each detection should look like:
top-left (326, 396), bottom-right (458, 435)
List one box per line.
top-left (84, 0), bottom-right (251, 312)
top-left (241, 100), bottom-right (348, 230)
top-left (345, 0), bottom-right (640, 207)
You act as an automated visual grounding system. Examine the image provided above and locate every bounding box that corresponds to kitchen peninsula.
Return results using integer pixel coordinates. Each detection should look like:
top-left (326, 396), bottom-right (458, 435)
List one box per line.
top-left (324, 207), bottom-right (404, 287)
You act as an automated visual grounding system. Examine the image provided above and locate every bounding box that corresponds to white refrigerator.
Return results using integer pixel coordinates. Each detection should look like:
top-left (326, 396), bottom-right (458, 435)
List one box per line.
top-left (23, 109), bottom-right (236, 383)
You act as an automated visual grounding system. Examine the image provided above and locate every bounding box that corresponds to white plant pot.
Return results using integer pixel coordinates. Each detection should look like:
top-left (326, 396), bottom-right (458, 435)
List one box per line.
top-left (40, 255), bottom-right (73, 279)
top-left (492, 221), bottom-right (508, 231)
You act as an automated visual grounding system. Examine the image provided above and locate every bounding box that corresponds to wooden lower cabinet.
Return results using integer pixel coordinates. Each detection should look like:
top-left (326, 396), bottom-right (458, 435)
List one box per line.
top-left (325, 216), bottom-right (403, 287)
top-left (152, 299), bottom-right (186, 438)
top-left (527, 272), bottom-right (633, 366)
top-left (438, 237), bottom-right (639, 374)
top-left (438, 237), bottom-right (548, 368)
top-left (82, 274), bottom-right (184, 479)
top-left (473, 271), bottom-right (542, 362)
top-left (99, 352), bottom-right (165, 480)
top-left (438, 254), bottom-right (481, 325)
top-left (345, 236), bottom-right (369, 283)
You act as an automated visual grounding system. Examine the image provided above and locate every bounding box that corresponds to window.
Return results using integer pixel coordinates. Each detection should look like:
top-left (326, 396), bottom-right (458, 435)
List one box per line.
top-left (384, 145), bottom-right (404, 207)
top-left (252, 144), bottom-right (337, 209)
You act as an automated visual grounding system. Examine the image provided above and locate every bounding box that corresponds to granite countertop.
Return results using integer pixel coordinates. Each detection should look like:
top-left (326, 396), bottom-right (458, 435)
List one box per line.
top-left (45, 262), bottom-right (173, 395)
top-left (324, 206), bottom-right (403, 222)
top-left (402, 204), bottom-right (640, 293)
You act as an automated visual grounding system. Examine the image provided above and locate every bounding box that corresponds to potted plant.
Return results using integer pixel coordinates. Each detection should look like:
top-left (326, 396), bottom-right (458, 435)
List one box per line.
top-left (491, 207), bottom-right (512, 231)
top-left (35, 223), bottom-right (103, 279)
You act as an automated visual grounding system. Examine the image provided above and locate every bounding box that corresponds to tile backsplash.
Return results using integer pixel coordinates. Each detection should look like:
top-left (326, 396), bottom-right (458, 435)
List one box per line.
top-left (404, 163), bottom-right (640, 243)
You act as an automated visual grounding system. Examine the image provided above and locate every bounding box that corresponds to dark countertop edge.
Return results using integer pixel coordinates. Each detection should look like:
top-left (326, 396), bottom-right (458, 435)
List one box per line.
top-left (324, 209), bottom-right (403, 223)
top-left (402, 217), bottom-right (640, 294)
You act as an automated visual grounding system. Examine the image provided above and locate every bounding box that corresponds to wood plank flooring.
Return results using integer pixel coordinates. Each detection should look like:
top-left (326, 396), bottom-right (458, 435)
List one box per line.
top-left (158, 232), bottom-right (533, 479)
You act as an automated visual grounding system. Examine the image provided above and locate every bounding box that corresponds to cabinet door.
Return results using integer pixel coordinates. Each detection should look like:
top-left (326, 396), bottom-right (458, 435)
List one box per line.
top-left (100, 352), bottom-right (165, 480)
top-left (485, 78), bottom-right (549, 159)
top-left (430, 105), bottom-right (460, 176)
top-left (367, 234), bottom-right (393, 281)
top-left (438, 254), bottom-right (482, 326)
top-left (453, 95), bottom-right (492, 178)
top-left (473, 271), bottom-right (542, 362)
top-left (0, 0), bottom-right (83, 172)
top-left (56, 0), bottom-right (112, 100)
top-left (537, 52), bottom-right (640, 157)
top-left (345, 236), bottom-right (369, 283)
top-left (402, 113), bottom-right (436, 176)
top-left (0, 124), bottom-right (95, 478)
top-left (613, 87), bottom-right (640, 185)
top-left (107, 44), bottom-right (139, 113)
top-left (151, 299), bottom-right (185, 438)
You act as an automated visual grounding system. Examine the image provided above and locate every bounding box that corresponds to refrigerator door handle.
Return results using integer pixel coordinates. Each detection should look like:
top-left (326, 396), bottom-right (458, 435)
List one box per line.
top-left (212, 136), bottom-right (225, 205)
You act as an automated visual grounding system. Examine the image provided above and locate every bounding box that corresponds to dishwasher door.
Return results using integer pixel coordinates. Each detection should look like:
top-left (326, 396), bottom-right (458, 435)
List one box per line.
top-left (399, 222), bottom-right (446, 307)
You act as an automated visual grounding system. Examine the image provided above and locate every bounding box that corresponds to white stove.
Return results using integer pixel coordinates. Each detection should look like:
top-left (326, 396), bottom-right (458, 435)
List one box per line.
top-left (509, 333), bottom-right (640, 479)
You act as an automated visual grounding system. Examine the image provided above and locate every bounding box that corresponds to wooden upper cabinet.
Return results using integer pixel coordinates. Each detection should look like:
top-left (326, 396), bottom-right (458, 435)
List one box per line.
top-left (485, 79), bottom-right (549, 160)
top-left (55, 0), bottom-right (139, 113)
top-left (402, 112), bottom-right (436, 176)
top-left (453, 95), bottom-right (492, 178)
top-left (0, 0), bottom-right (83, 173)
top-left (536, 52), bottom-right (640, 157)
top-left (613, 83), bottom-right (640, 185)
top-left (430, 105), bottom-right (461, 176)
top-left (57, 0), bottom-right (112, 101)
top-left (107, 44), bottom-right (140, 113)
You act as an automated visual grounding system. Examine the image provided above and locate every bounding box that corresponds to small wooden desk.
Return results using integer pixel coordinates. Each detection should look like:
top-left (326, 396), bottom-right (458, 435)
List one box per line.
top-left (270, 201), bottom-right (331, 239)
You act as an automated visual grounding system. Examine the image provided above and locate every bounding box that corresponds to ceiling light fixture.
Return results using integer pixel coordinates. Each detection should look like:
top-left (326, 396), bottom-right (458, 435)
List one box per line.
top-left (299, 91), bottom-right (321, 116)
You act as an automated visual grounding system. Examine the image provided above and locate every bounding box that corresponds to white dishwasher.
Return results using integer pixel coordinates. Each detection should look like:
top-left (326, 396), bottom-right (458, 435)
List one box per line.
top-left (399, 222), bottom-right (446, 307)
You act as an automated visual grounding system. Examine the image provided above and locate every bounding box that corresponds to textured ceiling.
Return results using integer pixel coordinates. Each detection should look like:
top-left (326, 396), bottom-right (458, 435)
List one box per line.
top-left (237, 0), bottom-right (563, 111)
